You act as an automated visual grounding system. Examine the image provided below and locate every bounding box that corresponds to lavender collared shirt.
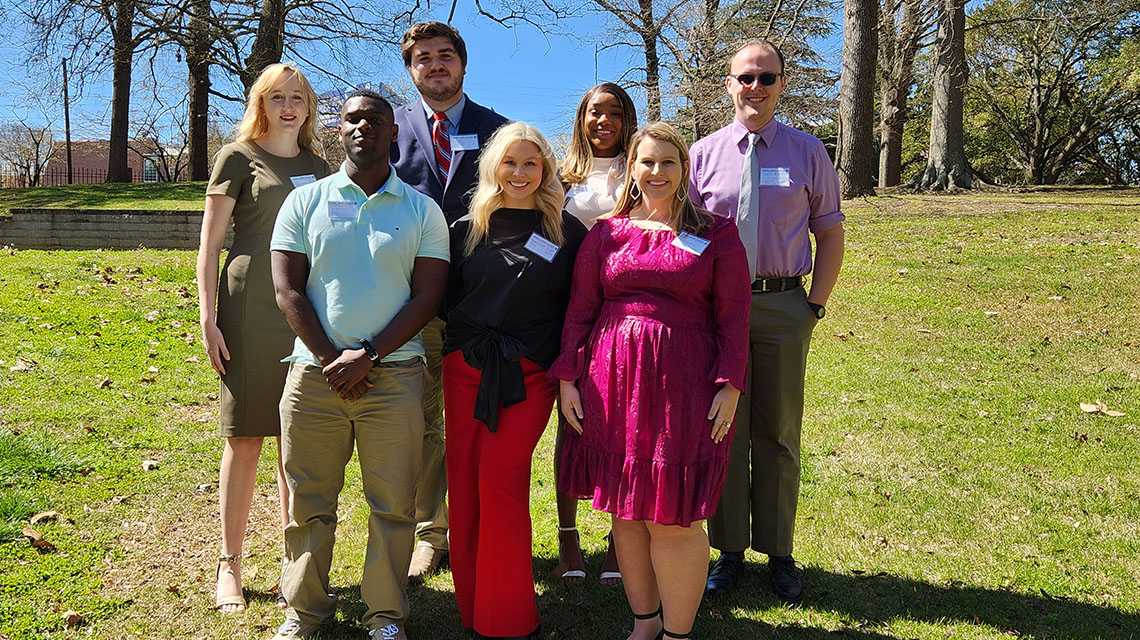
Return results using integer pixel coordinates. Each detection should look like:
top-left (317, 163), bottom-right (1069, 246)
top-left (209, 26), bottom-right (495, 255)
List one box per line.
top-left (689, 117), bottom-right (843, 279)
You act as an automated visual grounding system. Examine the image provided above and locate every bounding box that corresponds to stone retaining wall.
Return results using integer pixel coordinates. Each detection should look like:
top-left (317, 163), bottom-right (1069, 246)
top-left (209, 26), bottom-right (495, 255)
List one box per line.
top-left (0, 208), bottom-right (232, 250)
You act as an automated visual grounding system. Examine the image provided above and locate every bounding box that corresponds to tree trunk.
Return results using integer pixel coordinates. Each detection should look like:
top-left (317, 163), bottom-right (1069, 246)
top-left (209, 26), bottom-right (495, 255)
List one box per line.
top-left (187, 0), bottom-right (211, 181)
top-left (837, 0), bottom-right (878, 197)
top-left (106, 0), bottom-right (135, 183)
top-left (878, 0), bottom-right (922, 187)
top-left (638, 0), bottom-right (661, 121)
top-left (244, 0), bottom-right (285, 93)
top-left (914, 0), bottom-right (973, 190)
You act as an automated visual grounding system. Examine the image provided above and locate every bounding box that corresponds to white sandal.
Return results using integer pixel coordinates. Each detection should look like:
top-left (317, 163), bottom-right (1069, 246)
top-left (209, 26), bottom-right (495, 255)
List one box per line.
top-left (557, 526), bottom-right (587, 580)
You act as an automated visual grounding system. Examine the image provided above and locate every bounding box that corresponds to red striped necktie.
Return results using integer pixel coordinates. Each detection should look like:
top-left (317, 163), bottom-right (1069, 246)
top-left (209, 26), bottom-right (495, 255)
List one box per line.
top-left (432, 111), bottom-right (452, 181)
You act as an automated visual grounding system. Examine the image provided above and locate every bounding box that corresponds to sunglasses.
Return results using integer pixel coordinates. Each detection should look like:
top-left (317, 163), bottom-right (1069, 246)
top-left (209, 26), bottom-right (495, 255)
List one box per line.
top-left (728, 72), bottom-right (783, 87)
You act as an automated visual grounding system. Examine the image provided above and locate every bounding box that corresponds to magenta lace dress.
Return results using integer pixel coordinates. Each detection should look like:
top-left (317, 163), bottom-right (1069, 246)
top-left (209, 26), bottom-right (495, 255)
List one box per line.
top-left (548, 211), bottom-right (751, 525)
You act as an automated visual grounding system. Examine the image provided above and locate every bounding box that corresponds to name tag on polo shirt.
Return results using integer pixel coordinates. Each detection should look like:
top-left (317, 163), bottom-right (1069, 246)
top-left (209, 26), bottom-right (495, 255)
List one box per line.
top-left (327, 201), bottom-right (359, 221)
top-left (672, 231), bottom-right (711, 256)
top-left (290, 174), bottom-right (317, 188)
top-left (760, 167), bottom-right (791, 187)
top-left (452, 134), bottom-right (480, 152)
top-left (524, 232), bottom-right (559, 262)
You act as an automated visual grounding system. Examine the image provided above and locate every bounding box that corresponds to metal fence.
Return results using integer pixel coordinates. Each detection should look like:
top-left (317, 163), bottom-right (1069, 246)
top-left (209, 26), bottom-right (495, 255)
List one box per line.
top-left (0, 167), bottom-right (144, 188)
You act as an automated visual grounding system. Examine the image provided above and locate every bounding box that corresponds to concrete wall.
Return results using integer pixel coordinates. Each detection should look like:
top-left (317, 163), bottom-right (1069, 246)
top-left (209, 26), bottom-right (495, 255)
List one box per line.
top-left (0, 208), bottom-right (232, 250)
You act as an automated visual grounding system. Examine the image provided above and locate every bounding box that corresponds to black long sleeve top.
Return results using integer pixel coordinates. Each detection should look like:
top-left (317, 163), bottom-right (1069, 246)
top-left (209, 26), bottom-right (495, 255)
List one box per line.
top-left (442, 208), bottom-right (589, 431)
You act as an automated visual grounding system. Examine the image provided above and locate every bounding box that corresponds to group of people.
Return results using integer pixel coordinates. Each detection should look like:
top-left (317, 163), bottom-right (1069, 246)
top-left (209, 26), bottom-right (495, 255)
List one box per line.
top-left (197, 20), bottom-right (844, 640)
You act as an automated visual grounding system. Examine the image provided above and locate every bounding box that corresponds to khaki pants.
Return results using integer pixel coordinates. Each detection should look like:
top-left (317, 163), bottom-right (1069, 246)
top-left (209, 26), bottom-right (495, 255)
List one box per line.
top-left (708, 287), bottom-right (817, 556)
top-left (415, 317), bottom-right (449, 550)
top-left (279, 359), bottom-right (425, 629)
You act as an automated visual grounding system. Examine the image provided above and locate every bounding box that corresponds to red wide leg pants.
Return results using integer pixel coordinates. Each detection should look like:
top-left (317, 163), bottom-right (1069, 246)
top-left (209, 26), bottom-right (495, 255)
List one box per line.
top-left (443, 351), bottom-right (554, 637)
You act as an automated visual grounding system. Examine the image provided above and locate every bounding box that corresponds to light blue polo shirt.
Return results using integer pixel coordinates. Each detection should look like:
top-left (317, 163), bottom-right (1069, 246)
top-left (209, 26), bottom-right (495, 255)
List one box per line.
top-left (270, 166), bottom-right (450, 367)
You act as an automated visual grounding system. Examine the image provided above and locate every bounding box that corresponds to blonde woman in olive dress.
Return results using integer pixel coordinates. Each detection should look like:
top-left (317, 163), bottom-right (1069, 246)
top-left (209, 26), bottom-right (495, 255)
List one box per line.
top-left (196, 63), bottom-right (330, 614)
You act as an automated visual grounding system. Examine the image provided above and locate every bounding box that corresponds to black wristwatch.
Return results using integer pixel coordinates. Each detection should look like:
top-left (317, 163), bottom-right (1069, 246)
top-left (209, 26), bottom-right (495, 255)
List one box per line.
top-left (359, 338), bottom-right (380, 365)
top-left (807, 302), bottom-right (826, 319)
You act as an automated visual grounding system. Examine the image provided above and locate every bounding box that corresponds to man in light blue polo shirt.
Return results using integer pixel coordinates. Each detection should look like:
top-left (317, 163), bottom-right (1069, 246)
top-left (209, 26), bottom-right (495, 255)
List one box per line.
top-left (268, 89), bottom-right (449, 640)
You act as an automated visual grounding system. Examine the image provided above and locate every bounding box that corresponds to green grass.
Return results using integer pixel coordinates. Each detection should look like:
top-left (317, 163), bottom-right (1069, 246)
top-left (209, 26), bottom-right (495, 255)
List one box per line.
top-left (0, 182), bottom-right (206, 216)
top-left (0, 189), bottom-right (1138, 638)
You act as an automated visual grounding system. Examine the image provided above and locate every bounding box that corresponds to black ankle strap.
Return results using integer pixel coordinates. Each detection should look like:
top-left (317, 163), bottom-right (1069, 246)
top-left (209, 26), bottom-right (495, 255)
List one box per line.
top-left (632, 605), bottom-right (662, 620)
top-left (663, 630), bottom-right (691, 639)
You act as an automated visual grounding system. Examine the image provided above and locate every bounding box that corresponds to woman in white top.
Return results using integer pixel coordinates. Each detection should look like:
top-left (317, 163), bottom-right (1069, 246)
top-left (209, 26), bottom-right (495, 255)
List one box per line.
top-left (554, 82), bottom-right (638, 585)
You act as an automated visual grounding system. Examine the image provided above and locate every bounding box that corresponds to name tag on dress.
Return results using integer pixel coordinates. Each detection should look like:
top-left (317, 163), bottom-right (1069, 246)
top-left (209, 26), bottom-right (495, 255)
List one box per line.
top-left (327, 201), bottom-right (358, 221)
top-left (760, 167), bottom-right (791, 187)
top-left (672, 231), bottom-right (711, 256)
top-left (452, 134), bottom-right (480, 152)
top-left (524, 232), bottom-right (559, 262)
top-left (290, 174), bottom-right (317, 187)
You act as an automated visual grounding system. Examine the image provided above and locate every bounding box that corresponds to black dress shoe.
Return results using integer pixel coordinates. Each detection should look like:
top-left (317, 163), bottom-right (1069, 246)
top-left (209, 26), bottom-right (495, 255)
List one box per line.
top-left (768, 555), bottom-right (804, 604)
top-left (705, 550), bottom-right (744, 595)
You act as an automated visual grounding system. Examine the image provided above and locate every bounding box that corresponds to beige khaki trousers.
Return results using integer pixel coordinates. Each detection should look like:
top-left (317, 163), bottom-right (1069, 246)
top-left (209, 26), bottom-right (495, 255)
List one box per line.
top-left (415, 316), bottom-right (449, 550)
top-left (278, 359), bottom-right (425, 629)
top-left (708, 287), bottom-right (817, 556)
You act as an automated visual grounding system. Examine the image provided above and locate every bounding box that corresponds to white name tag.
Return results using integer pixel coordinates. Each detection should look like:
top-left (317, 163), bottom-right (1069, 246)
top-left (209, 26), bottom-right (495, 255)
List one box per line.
top-left (327, 201), bottom-right (358, 221)
top-left (524, 232), bottom-right (559, 262)
top-left (452, 134), bottom-right (480, 152)
top-left (566, 184), bottom-right (593, 201)
top-left (671, 231), bottom-right (711, 256)
top-left (290, 174), bottom-right (317, 188)
top-left (760, 167), bottom-right (791, 187)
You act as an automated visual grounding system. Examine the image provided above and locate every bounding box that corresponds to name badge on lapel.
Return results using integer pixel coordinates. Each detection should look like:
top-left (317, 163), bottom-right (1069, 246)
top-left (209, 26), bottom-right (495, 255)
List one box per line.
top-left (290, 174), bottom-right (316, 188)
top-left (524, 232), bottom-right (559, 262)
top-left (671, 231), bottom-right (711, 256)
top-left (452, 134), bottom-right (480, 152)
top-left (327, 201), bottom-right (358, 221)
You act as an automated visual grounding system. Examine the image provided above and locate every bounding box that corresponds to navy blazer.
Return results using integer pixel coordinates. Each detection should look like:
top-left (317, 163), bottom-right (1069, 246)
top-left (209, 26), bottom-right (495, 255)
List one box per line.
top-left (391, 96), bottom-right (509, 224)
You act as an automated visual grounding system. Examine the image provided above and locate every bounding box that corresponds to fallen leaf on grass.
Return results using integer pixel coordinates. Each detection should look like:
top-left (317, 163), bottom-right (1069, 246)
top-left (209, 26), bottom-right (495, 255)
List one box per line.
top-left (30, 511), bottom-right (59, 524)
top-left (984, 310), bottom-right (1000, 317)
top-left (917, 329), bottom-right (933, 334)
top-left (142, 460), bottom-right (159, 471)
top-left (184, 355), bottom-right (201, 363)
top-left (62, 610), bottom-right (85, 628)
top-left (97, 377), bottom-right (113, 389)
top-left (1081, 400), bottom-right (1126, 417)
top-left (9, 356), bottom-right (37, 372)
top-left (22, 526), bottom-right (56, 551)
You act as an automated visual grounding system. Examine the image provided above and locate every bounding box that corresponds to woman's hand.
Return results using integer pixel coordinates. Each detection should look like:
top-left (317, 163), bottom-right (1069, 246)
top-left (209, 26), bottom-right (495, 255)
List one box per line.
top-left (201, 319), bottom-right (231, 376)
top-left (560, 380), bottom-right (585, 434)
top-left (707, 383), bottom-right (742, 443)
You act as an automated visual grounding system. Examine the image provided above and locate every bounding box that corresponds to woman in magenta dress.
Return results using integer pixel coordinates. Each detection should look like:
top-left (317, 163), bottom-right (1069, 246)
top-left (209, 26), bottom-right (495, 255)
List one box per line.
top-left (549, 122), bottom-right (751, 640)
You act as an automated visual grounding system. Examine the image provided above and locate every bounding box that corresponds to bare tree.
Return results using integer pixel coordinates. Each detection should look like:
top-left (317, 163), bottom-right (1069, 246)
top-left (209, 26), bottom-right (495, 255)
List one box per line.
top-left (877, 0), bottom-right (932, 187)
top-left (836, 0), bottom-right (878, 196)
top-left (22, 0), bottom-right (174, 183)
top-left (912, 0), bottom-right (973, 190)
top-left (0, 120), bottom-right (57, 188)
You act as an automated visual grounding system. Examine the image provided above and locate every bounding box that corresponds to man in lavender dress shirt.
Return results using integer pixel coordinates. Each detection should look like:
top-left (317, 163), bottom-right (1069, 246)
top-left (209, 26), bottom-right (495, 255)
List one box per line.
top-left (689, 39), bottom-right (845, 604)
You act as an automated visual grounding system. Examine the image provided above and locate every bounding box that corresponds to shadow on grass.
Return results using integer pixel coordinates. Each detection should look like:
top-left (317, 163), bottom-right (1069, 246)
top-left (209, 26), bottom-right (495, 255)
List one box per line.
top-left (236, 557), bottom-right (1137, 639)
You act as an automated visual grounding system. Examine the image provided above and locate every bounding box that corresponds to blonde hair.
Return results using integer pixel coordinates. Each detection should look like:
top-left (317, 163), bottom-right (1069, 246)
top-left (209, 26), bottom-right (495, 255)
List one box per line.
top-left (466, 122), bottom-right (566, 256)
top-left (610, 122), bottom-right (710, 235)
top-left (235, 63), bottom-right (322, 155)
top-left (561, 83), bottom-right (638, 187)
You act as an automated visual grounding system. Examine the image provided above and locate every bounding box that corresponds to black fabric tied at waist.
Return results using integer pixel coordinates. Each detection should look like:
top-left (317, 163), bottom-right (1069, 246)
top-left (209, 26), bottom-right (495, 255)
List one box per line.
top-left (458, 328), bottom-right (529, 432)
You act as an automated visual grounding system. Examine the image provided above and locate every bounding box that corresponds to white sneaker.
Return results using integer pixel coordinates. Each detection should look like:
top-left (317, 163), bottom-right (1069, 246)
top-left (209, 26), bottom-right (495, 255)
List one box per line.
top-left (270, 618), bottom-right (323, 639)
top-left (368, 623), bottom-right (407, 640)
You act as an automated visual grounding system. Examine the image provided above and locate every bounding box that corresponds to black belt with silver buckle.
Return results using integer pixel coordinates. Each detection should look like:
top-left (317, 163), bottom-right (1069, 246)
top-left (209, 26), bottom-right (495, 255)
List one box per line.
top-left (751, 276), bottom-right (803, 293)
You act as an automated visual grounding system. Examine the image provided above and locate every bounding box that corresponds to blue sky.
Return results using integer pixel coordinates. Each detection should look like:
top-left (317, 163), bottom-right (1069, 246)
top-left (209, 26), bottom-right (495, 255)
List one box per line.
top-left (0, 3), bottom-right (843, 146)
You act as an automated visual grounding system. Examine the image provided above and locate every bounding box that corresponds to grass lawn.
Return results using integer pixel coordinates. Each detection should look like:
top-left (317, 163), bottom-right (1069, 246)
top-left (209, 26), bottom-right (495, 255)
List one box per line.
top-left (0, 182), bottom-right (206, 216)
top-left (0, 188), bottom-right (1138, 639)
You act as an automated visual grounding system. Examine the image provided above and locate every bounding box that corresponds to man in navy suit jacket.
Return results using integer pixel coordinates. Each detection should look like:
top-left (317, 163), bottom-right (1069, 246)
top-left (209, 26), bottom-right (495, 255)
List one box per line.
top-left (390, 21), bottom-right (509, 581)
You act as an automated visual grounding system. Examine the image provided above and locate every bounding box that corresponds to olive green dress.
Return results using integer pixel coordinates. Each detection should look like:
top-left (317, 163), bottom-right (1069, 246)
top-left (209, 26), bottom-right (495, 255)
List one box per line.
top-left (207, 141), bottom-right (331, 437)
